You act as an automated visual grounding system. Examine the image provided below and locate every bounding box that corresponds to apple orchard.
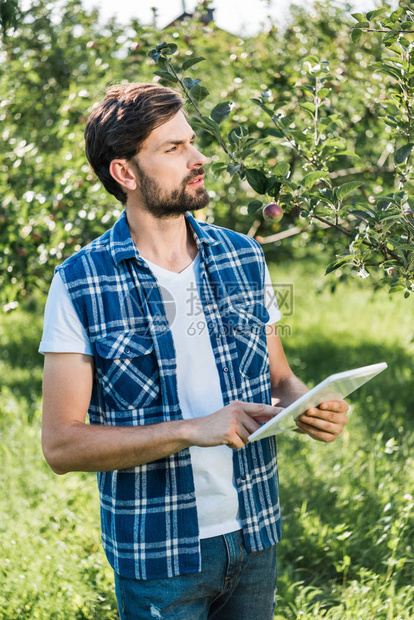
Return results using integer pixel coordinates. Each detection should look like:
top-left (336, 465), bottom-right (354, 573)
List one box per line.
top-left (0, 1), bottom-right (413, 310)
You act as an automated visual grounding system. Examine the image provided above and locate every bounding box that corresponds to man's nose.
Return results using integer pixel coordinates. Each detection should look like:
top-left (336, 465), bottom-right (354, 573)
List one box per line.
top-left (189, 145), bottom-right (207, 168)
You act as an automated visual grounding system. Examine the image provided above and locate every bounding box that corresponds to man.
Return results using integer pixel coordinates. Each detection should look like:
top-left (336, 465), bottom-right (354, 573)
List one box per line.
top-left (40, 83), bottom-right (348, 620)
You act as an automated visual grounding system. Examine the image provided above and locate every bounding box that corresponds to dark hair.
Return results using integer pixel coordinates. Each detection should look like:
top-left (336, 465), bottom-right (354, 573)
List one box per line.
top-left (84, 83), bottom-right (183, 204)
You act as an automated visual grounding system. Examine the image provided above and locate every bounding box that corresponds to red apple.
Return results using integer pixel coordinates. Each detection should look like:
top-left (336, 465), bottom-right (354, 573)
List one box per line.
top-left (263, 202), bottom-right (283, 222)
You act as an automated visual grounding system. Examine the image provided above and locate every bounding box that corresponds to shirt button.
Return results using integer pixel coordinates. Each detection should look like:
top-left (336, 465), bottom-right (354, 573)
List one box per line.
top-left (125, 347), bottom-right (130, 353)
top-left (223, 367), bottom-right (229, 372)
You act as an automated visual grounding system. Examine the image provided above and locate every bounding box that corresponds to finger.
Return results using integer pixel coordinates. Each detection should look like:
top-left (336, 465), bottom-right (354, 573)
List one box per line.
top-left (226, 434), bottom-right (248, 450)
top-left (227, 441), bottom-right (244, 450)
top-left (239, 414), bottom-right (262, 436)
top-left (295, 419), bottom-right (338, 443)
top-left (241, 402), bottom-right (281, 418)
top-left (255, 407), bottom-right (284, 424)
top-left (297, 413), bottom-right (343, 436)
top-left (317, 400), bottom-right (349, 413)
top-left (301, 407), bottom-right (348, 426)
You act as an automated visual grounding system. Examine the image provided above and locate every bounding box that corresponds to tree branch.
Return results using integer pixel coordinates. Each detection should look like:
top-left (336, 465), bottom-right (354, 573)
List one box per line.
top-left (167, 58), bottom-right (237, 163)
top-left (329, 165), bottom-right (394, 179)
top-left (361, 29), bottom-right (414, 33)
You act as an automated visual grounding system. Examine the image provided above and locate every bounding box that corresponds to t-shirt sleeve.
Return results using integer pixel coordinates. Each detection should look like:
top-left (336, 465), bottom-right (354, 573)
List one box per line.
top-left (39, 271), bottom-right (93, 355)
top-left (264, 261), bottom-right (281, 325)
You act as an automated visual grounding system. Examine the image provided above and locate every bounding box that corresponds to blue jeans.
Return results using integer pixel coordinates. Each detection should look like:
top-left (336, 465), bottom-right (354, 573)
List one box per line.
top-left (114, 530), bottom-right (278, 620)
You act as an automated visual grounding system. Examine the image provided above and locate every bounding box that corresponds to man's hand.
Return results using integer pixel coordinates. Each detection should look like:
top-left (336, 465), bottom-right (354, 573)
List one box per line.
top-left (295, 400), bottom-right (349, 443)
top-left (188, 400), bottom-right (282, 450)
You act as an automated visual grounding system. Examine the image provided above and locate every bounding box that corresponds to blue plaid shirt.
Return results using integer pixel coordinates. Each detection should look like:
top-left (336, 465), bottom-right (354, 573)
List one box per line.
top-left (57, 210), bottom-right (281, 580)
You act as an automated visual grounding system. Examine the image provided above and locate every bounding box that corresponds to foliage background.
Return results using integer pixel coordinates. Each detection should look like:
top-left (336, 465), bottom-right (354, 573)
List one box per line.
top-left (1, 0), bottom-right (414, 307)
top-left (0, 0), bottom-right (413, 617)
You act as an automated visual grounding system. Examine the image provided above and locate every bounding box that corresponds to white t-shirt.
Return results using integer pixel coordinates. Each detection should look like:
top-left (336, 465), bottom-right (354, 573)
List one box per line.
top-left (39, 252), bottom-right (281, 539)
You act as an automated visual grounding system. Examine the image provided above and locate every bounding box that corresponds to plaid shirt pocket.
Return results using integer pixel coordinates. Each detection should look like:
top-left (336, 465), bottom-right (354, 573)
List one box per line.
top-left (230, 302), bottom-right (270, 379)
top-left (94, 330), bottom-right (160, 413)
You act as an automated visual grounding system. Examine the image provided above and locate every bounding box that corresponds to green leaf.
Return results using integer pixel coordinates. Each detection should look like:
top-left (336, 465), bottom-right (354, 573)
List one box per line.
top-left (189, 84), bottom-right (210, 103)
top-left (336, 181), bottom-right (364, 202)
top-left (148, 49), bottom-right (161, 62)
top-left (377, 199), bottom-right (392, 210)
top-left (267, 179), bottom-right (282, 199)
top-left (379, 213), bottom-right (401, 223)
top-left (182, 56), bottom-right (205, 71)
top-left (366, 8), bottom-right (387, 21)
top-left (153, 70), bottom-right (178, 83)
top-left (371, 62), bottom-right (402, 81)
top-left (390, 8), bottom-right (404, 21)
top-left (351, 28), bottom-right (364, 45)
top-left (190, 115), bottom-right (221, 141)
top-left (228, 125), bottom-right (248, 145)
top-left (157, 56), bottom-right (177, 78)
top-left (323, 137), bottom-right (346, 148)
top-left (245, 169), bottom-right (269, 194)
top-left (273, 100), bottom-right (289, 110)
top-left (318, 88), bottom-right (331, 98)
top-left (303, 55), bottom-right (319, 65)
top-left (335, 150), bottom-right (360, 159)
top-left (325, 257), bottom-right (354, 275)
top-left (183, 77), bottom-right (201, 90)
top-left (210, 101), bottom-right (233, 124)
top-left (247, 199), bottom-right (263, 215)
top-left (227, 163), bottom-right (241, 176)
top-left (351, 12), bottom-right (365, 22)
top-left (157, 56), bottom-right (170, 71)
top-left (211, 162), bottom-right (227, 175)
top-left (266, 127), bottom-right (285, 138)
top-left (299, 102), bottom-right (316, 115)
top-left (383, 30), bottom-right (400, 46)
top-left (350, 209), bottom-right (373, 221)
top-left (159, 43), bottom-right (178, 56)
top-left (273, 162), bottom-right (290, 177)
top-left (302, 170), bottom-right (329, 189)
top-left (395, 143), bottom-right (414, 165)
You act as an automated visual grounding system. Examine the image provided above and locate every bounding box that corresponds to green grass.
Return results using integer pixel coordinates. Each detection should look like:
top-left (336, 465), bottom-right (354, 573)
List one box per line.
top-left (0, 306), bottom-right (117, 619)
top-left (0, 261), bottom-right (413, 619)
top-left (270, 259), bottom-right (414, 618)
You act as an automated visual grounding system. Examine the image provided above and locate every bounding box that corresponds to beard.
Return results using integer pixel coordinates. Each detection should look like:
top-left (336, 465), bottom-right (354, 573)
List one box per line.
top-left (131, 161), bottom-right (209, 219)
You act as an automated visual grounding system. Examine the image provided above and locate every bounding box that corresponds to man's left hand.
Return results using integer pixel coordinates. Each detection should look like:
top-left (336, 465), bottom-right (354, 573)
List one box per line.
top-left (295, 400), bottom-right (349, 443)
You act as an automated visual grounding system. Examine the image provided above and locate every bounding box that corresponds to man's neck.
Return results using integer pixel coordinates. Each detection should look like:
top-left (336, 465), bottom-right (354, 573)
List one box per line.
top-left (125, 204), bottom-right (198, 273)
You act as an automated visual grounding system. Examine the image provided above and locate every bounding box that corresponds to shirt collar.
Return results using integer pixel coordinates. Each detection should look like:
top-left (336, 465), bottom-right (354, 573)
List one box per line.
top-left (109, 209), bottom-right (219, 267)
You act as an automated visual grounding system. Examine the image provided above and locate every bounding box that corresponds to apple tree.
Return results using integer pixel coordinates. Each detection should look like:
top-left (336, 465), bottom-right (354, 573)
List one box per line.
top-left (149, 1), bottom-right (414, 297)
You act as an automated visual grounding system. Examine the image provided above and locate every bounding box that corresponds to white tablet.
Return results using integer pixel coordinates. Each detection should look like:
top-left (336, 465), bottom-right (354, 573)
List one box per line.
top-left (248, 362), bottom-right (388, 442)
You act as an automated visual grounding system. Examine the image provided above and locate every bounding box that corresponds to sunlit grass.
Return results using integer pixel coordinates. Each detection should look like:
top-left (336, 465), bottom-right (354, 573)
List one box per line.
top-left (0, 261), bottom-right (413, 618)
top-left (269, 258), bottom-right (414, 618)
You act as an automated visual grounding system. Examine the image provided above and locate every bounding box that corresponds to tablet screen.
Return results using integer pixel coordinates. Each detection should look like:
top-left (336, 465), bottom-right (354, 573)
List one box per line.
top-left (248, 362), bottom-right (387, 442)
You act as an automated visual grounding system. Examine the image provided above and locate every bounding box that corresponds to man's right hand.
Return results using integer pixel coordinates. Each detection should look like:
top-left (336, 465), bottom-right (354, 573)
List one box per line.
top-left (42, 353), bottom-right (282, 474)
top-left (187, 400), bottom-right (282, 450)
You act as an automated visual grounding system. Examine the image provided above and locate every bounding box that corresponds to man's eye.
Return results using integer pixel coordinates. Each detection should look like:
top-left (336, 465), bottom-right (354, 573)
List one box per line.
top-left (166, 146), bottom-right (178, 153)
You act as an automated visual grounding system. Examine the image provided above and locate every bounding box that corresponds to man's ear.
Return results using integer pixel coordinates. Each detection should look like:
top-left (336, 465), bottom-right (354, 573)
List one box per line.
top-left (109, 159), bottom-right (138, 193)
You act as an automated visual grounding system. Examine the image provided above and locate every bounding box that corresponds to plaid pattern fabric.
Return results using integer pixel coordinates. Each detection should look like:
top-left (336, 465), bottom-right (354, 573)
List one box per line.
top-left (57, 210), bottom-right (282, 580)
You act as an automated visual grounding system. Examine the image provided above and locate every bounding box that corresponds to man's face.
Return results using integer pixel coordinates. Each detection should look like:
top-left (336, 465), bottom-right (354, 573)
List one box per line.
top-left (130, 111), bottom-right (209, 218)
